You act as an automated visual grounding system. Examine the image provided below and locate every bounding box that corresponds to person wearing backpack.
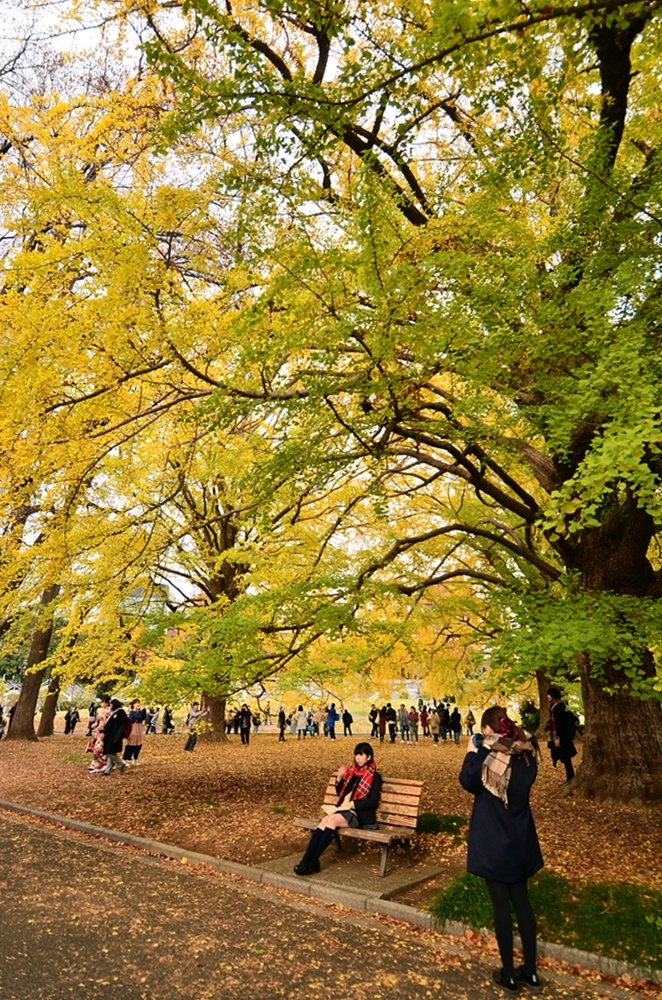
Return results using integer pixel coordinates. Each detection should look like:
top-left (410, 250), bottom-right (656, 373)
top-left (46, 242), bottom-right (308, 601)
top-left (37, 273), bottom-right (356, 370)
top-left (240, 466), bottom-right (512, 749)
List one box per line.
top-left (97, 699), bottom-right (129, 775)
top-left (546, 687), bottom-right (577, 784)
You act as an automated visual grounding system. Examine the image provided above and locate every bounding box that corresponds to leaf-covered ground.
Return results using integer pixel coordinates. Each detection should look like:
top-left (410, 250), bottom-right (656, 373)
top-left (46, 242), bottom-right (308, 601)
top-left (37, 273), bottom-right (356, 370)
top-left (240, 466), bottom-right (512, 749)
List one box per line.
top-left (1, 727), bottom-right (659, 905)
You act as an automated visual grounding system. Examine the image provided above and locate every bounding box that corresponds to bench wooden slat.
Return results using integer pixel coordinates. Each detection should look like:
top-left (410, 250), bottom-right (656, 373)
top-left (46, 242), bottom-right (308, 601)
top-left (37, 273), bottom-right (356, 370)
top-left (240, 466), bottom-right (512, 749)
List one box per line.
top-left (322, 792), bottom-right (419, 809)
top-left (294, 818), bottom-right (416, 842)
top-left (380, 780), bottom-right (424, 791)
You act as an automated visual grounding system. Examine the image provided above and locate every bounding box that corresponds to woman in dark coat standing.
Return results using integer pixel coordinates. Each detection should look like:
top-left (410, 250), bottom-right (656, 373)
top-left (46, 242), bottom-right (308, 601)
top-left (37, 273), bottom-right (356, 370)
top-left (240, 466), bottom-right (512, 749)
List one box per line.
top-left (460, 706), bottom-right (543, 996)
top-left (546, 686), bottom-right (577, 783)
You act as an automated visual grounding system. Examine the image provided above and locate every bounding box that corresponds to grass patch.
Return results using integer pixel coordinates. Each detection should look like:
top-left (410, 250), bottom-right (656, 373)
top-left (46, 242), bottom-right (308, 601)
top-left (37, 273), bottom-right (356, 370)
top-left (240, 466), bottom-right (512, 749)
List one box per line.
top-left (417, 812), bottom-right (467, 836)
top-left (270, 805), bottom-right (288, 814)
top-left (430, 872), bottom-right (662, 971)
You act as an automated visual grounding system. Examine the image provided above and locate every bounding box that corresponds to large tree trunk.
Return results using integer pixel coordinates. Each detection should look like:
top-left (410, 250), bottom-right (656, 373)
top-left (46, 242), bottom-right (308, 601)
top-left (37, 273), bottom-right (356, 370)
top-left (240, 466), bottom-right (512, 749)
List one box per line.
top-left (36, 673), bottom-right (61, 737)
top-left (576, 652), bottom-right (662, 801)
top-left (568, 505), bottom-right (662, 800)
top-left (201, 692), bottom-right (227, 742)
top-left (7, 584), bottom-right (60, 741)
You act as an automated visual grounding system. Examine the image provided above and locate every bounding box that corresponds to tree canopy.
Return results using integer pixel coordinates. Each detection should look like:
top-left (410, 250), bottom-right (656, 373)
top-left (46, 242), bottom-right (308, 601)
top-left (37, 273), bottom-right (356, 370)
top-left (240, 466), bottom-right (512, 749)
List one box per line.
top-left (1, 0), bottom-right (661, 797)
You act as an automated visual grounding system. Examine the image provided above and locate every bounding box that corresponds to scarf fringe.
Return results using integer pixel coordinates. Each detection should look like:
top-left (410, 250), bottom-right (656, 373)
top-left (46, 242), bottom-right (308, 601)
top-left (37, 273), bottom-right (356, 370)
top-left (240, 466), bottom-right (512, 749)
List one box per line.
top-left (480, 731), bottom-right (538, 808)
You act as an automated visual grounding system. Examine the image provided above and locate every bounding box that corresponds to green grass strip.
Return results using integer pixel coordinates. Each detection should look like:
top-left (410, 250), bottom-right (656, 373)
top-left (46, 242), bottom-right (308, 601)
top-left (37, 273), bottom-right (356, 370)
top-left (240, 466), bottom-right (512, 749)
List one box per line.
top-left (430, 871), bottom-right (662, 971)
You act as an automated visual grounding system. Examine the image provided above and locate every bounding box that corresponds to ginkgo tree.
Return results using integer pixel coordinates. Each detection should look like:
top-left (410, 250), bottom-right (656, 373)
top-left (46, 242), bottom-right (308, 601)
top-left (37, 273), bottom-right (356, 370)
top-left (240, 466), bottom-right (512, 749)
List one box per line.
top-left (3, 0), bottom-right (662, 803)
top-left (101, 0), bottom-right (662, 800)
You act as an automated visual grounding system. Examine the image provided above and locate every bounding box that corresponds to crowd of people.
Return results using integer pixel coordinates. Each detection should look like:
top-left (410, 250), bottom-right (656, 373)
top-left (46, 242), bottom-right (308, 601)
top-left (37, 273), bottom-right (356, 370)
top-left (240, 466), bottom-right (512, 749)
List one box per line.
top-left (365, 701), bottom-right (476, 745)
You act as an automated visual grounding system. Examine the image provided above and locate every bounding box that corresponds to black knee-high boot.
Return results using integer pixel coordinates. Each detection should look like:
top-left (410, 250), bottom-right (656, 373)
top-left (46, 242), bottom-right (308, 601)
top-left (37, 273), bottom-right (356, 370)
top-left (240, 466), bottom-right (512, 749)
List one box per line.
top-left (294, 827), bottom-right (336, 876)
top-left (313, 828), bottom-right (335, 864)
top-left (294, 828), bottom-right (323, 875)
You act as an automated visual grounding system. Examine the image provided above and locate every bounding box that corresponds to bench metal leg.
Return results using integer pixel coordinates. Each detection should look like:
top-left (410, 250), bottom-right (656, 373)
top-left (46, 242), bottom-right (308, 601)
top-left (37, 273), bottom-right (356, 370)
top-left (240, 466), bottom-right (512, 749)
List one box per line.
top-left (379, 843), bottom-right (390, 877)
top-left (334, 830), bottom-right (343, 852)
top-left (403, 837), bottom-right (413, 867)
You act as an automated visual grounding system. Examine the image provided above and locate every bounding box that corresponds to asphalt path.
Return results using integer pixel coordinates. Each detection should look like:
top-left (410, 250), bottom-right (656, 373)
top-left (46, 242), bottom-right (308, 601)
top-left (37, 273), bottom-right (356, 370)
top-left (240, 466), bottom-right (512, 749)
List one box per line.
top-left (0, 812), bottom-right (639, 1000)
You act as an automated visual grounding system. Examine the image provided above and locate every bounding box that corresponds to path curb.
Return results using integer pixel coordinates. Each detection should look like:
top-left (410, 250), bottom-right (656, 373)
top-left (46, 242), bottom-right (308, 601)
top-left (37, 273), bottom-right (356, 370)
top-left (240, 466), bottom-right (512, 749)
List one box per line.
top-left (1, 799), bottom-right (658, 985)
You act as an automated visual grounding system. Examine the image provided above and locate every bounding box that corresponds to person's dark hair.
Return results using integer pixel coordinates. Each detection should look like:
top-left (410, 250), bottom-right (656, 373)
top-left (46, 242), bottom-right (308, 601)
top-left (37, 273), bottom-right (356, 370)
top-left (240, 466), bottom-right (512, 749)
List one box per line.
top-left (192, 701), bottom-right (199, 708)
top-left (353, 742), bottom-right (374, 762)
top-left (481, 706), bottom-right (527, 744)
top-left (130, 698), bottom-right (140, 708)
top-left (100, 695), bottom-right (111, 705)
top-left (547, 686), bottom-right (562, 701)
top-left (298, 705), bottom-right (303, 711)
top-left (110, 698), bottom-right (122, 710)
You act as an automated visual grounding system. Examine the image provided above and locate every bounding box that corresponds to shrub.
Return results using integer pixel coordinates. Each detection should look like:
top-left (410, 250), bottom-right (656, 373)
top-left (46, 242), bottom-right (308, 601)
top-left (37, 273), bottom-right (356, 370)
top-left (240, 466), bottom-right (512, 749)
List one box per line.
top-left (417, 812), bottom-right (467, 835)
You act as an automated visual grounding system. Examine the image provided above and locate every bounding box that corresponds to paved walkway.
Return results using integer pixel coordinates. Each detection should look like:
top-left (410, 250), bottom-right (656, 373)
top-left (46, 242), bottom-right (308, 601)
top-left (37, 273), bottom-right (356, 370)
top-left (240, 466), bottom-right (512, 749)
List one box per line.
top-left (0, 812), bottom-right (642, 1000)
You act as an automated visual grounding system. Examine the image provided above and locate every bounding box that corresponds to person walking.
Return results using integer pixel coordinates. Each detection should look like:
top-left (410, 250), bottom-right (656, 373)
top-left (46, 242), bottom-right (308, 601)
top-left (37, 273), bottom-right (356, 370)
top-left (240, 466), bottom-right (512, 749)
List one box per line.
top-left (122, 698), bottom-right (146, 765)
top-left (342, 707), bottom-right (353, 736)
top-left (398, 704), bottom-right (410, 743)
top-left (98, 699), bottom-right (130, 775)
top-left (88, 695), bottom-right (112, 773)
top-left (546, 687), bottom-right (577, 783)
top-left (466, 709), bottom-right (476, 736)
top-left (408, 706), bottom-right (420, 743)
top-left (86, 702), bottom-right (98, 737)
top-left (239, 704), bottom-right (252, 745)
top-left (460, 706), bottom-right (543, 996)
top-left (293, 743), bottom-right (382, 876)
top-left (420, 706), bottom-right (430, 737)
top-left (439, 703), bottom-right (450, 741)
top-left (326, 703), bottom-right (339, 740)
top-left (450, 705), bottom-right (462, 745)
top-left (162, 706), bottom-right (174, 734)
top-left (369, 704), bottom-right (379, 739)
top-left (296, 705), bottom-right (308, 740)
top-left (386, 703), bottom-right (397, 743)
top-left (278, 706), bottom-right (287, 742)
top-left (184, 702), bottom-right (209, 751)
top-left (378, 705), bottom-right (387, 743)
top-left (429, 706), bottom-right (440, 745)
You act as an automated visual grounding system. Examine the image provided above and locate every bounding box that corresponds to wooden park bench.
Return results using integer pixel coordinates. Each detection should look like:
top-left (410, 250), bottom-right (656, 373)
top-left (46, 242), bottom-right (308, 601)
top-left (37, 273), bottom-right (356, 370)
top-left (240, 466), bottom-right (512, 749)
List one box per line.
top-left (294, 775), bottom-right (423, 877)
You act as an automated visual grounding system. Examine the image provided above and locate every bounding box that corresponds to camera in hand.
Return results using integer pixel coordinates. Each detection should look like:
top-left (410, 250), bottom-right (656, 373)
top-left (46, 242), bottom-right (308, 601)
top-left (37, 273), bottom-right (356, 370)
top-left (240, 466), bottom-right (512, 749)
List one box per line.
top-left (472, 733), bottom-right (484, 748)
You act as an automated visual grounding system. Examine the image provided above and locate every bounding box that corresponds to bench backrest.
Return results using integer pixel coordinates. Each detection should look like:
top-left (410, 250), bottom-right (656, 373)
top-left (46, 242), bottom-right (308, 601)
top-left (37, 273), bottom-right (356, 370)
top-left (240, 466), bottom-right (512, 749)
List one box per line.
top-left (322, 775), bottom-right (423, 830)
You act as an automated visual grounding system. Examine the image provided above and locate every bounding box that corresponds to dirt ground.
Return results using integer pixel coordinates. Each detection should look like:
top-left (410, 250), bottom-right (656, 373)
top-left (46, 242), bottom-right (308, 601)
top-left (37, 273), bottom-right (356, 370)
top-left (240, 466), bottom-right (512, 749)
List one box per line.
top-left (1, 722), bottom-right (659, 910)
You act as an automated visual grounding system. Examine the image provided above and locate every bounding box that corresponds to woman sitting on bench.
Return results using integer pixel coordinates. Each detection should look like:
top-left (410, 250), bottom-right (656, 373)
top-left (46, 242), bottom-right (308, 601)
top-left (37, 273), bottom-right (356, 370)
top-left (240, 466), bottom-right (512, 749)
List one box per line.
top-left (294, 742), bottom-right (382, 876)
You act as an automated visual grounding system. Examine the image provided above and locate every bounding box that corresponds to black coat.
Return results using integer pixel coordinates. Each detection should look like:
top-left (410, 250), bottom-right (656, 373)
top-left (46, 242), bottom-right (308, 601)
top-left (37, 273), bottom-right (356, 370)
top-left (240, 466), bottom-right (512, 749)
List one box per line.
top-left (103, 708), bottom-right (129, 755)
top-left (460, 748), bottom-right (543, 883)
top-left (550, 701), bottom-right (577, 762)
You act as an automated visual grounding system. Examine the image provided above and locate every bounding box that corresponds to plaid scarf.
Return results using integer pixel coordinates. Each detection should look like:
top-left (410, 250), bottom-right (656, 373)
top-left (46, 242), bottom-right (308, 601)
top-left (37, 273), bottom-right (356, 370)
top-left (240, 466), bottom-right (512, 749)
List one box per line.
top-left (481, 732), bottom-right (538, 808)
top-left (337, 759), bottom-right (376, 804)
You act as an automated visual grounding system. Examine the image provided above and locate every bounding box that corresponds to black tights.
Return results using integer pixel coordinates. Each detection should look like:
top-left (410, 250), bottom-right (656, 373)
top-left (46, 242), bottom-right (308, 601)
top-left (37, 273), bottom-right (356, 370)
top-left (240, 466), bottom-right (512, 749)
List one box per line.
top-left (485, 879), bottom-right (537, 977)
